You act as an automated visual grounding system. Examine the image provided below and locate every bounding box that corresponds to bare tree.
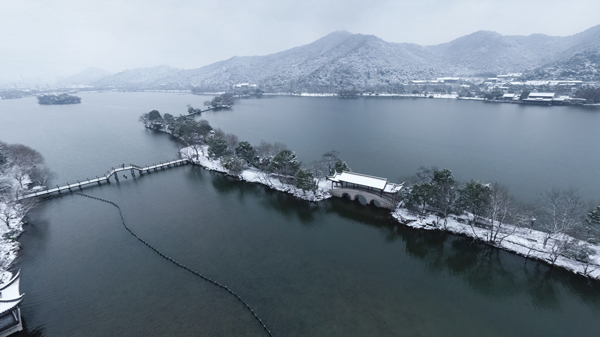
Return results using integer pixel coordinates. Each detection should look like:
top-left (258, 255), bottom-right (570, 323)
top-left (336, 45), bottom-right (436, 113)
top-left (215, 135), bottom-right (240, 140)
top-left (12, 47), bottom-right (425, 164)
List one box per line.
top-left (255, 141), bottom-right (273, 158)
top-left (4, 143), bottom-right (46, 191)
top-left (321, 150), bottom-right (339, 175)
top-left (272, 142), bottom-right (287, 155)
top-left (486, 183), bottom-right (517, 244)
top-left (29, 165), bottom-right (55, 187)
top-left (212, 128), bottom-right (226, 140)
top-left (309, 160), bottom-right (327, 188)
top-left (538, 188), bottom-right (585, 247)
top-left (225, 133), bottom-right (239, 156)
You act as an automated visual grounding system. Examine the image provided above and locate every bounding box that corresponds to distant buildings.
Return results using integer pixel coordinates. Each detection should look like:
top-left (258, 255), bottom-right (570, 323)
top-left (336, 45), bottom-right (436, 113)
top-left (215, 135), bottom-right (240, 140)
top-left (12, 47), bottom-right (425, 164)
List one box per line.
top-left (232, 83), bottom-right (257, 89)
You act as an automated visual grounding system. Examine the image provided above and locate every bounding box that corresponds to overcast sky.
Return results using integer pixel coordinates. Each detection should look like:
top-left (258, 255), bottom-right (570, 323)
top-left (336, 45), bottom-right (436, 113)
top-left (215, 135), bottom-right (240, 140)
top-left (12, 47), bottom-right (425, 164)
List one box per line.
top-left (2, 0), bottom-right (599, 83)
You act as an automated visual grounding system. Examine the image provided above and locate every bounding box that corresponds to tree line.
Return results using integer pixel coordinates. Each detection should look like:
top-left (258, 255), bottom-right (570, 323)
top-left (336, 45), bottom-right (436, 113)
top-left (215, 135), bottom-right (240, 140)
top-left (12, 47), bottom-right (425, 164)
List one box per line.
top-left (402, 166), bottom-right (600, 268)
top-left (139, 110), bottom-right (351, 195)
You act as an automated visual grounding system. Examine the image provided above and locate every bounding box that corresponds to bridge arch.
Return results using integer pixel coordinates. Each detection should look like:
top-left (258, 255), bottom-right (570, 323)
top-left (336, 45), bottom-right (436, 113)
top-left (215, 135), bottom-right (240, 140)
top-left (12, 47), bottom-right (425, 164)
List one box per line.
top-left (354, 194), bottom-right (367, 206)
top-left (329, 188), bottom-right (397, 210)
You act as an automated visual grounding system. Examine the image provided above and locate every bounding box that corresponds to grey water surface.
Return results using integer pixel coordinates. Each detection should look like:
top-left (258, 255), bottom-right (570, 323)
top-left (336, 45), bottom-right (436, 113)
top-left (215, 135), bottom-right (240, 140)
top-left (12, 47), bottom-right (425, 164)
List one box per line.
top-left (1, 93), bottom-right (600, 336)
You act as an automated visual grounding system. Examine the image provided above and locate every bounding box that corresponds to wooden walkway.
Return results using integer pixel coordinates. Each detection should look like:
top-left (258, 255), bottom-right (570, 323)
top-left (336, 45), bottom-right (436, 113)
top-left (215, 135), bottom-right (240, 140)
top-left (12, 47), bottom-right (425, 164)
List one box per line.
top-left (18, 159), bottom-right (190, 200)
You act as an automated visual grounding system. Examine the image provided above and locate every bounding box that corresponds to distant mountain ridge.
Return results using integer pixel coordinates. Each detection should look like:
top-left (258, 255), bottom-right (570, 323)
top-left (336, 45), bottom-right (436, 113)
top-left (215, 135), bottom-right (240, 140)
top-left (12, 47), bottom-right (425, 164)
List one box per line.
top-left (90, 24), bottom-right (600, 91)
top-left (59, 67), bottom-right (113, 86)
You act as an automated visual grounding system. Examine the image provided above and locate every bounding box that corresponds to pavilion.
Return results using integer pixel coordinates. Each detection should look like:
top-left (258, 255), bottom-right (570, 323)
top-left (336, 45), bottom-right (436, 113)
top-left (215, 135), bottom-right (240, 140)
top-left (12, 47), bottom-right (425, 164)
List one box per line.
top-left (0, 271), bottom-right (23, 337)
top-left (327, 171), bottom-right (403, 209)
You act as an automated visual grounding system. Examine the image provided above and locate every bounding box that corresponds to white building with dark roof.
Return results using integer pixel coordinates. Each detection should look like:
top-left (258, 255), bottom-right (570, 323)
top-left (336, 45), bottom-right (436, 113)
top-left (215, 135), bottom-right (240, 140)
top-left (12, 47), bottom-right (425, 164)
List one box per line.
top-left (327, 171), bottom-right (403, 209)
top-left (0, 271), bottom-right (23, 337)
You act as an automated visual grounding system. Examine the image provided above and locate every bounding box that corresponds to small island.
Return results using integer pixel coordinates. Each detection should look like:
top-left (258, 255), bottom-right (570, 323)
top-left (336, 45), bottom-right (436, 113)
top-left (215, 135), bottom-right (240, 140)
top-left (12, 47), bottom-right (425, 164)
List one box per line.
top-left (37, 93), bottom-right (81, 105)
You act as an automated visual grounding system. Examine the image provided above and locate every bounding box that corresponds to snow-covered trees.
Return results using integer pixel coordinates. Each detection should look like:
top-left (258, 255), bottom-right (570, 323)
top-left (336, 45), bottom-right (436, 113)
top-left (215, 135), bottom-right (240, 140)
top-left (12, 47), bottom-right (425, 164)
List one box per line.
top-left (319, 150), bottom-right (352, 175)
top-left (186, 104), bottom-right (202, 114)
top-left (486, 183), bottom-right (517, 244)
top-left (458, 180), bottom-right (492, 232)
top-left (585, 206), bottom-right (600, 243)
top-left (225, 134), bottom-right (239, 156)
top-left (148, 110), bottom-right (162, 121)
top-left (587, 206), bottom-right (600, 227)
top-left (139, 110), bottom-right (164, 130)
top-left (333, 159), bottom-right (351, 174)
top-left (208, 138), bottom-right (228, 159)
top-left (537, 188), bottom-right (585, 247)
top-left (271, 149), bottom-right (300, 180)
top-left (0, 141), bottom-right (45, 242)
top-left (321, 150), bottom-right (339, 175)
top-left (235, 141), bottom-right (256, 164)
top-left (404, 182), bottom-right (436, 218)
top-left (3, 143), bottom-right (47, 193)
top-left (295, 168), bottom-right (316, 193)
top-left (430, 169), bottom-right (459, 228)
top-left (221, 156), bottom-right (245, 176)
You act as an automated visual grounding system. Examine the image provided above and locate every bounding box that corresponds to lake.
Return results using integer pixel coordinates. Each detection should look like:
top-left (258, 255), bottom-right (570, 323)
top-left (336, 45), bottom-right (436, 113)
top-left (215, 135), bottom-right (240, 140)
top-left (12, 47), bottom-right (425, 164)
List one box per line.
top-left (1, 92), bottom-right (599, 336)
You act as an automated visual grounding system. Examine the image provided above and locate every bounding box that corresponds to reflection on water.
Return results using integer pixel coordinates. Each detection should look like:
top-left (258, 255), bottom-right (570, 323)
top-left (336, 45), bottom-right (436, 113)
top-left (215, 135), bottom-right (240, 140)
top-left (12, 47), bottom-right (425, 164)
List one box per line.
top-left (3, 93), bottom-right (600, 336)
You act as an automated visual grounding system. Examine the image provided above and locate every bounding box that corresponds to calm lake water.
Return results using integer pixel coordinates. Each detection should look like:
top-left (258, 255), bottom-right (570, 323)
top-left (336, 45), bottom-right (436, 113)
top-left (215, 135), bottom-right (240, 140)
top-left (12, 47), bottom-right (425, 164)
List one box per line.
top-left (1, 92), bottom-right (600, 336)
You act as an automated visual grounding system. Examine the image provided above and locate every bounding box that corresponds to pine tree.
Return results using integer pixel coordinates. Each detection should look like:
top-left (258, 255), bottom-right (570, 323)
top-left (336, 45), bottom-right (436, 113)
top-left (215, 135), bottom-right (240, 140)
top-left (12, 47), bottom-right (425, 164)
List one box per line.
top-left (271, 149), bottom-right (300, 177)
top-left (586, 206), bottom-right (600, 243)
top-left (333, 159), bottom-right (351, 174)
top-left (295, 168), bottom-right (316, 192)
top-left (588, 206), bottom-right (600, 226)
top-left (235, 141), bottom-right (256, 164)
top-left (208, 138), bottom-right (228, 159)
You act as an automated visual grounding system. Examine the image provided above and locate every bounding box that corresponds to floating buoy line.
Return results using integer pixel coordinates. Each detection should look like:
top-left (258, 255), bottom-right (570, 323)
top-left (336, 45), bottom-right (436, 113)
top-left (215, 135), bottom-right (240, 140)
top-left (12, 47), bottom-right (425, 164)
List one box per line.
top-left (76, 192), bottom-right (273, 336)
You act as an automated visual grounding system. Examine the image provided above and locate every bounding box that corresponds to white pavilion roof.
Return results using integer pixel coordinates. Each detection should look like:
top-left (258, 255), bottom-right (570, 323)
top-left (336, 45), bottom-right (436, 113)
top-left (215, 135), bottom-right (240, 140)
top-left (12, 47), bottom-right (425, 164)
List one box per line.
top-left (0, 271), bottom-right (23, 315)
top-left (328, 171), bottom-right (404, 193)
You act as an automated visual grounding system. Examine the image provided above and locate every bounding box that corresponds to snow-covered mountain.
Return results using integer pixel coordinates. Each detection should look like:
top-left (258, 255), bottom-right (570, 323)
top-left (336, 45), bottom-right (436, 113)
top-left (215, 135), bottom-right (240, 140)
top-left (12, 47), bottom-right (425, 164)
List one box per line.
top-left (92, 24), bottom-right (600, 91)
top-left (58, 67), bottom-right (113, 86)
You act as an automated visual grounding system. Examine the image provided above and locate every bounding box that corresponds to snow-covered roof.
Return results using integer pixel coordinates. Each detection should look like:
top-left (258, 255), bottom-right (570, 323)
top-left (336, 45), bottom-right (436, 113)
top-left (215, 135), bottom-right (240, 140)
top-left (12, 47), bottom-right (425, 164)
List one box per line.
top-left (328, 171), bottom-right (403, 193)
top-left (0, 271), bottom-right (23, 315)
top-left (528, 92), bottom-right (555, 98)
top-left (383, 182), bottom-right (404, 193)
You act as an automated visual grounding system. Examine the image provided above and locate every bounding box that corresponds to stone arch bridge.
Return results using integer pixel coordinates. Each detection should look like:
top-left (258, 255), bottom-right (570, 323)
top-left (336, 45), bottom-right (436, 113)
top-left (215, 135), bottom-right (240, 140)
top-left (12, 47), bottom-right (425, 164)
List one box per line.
top-left (327, 171), bottom-right (403, 210)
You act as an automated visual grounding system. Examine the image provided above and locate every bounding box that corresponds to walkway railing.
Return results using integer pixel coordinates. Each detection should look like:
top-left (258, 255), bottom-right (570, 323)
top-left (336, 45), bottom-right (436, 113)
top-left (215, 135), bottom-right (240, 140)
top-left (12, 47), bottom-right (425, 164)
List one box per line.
top-left (18, 158), bottom-right (191, 200)
top-left (332, 185), bottom-right (396, 204)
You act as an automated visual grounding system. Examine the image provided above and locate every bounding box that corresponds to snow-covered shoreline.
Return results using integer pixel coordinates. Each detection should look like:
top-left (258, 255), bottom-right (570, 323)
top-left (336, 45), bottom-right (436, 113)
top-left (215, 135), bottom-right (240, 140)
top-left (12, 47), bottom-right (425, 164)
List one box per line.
top-left (180, 145), bottom-right (333, 202)
top-left (263, 92), bottom-right (458, 99)
top-left (393, 209), bottom-right (600, 280)
top-left (180, 143), bottom-right (600, 281)
top-left (0, 168), bottom-right (30, 284)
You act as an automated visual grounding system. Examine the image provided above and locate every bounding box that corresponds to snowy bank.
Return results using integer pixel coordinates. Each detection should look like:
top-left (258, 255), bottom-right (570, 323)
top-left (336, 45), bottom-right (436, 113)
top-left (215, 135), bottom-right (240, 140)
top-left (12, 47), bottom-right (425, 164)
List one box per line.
top-left (147, 120), bottom-right (600, 282)
top-left (180, 145), bottom-right (332, 202)
top-left (263, 92), bottom-right (458, 99)
top-left (181, 143), bottom-right (600, 281)
top-left (392, 208), bottom-right (600, 280)
top-left (0, 166), bottom-right (32, 284)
